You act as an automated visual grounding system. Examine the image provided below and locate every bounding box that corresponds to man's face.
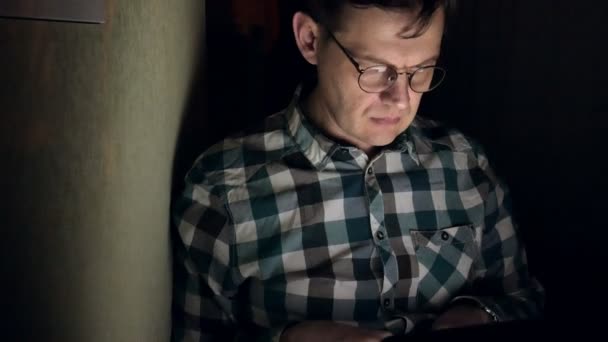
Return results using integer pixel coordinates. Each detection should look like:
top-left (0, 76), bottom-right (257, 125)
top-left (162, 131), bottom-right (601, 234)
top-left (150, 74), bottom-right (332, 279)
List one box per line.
top-left (310, 6), bottom-right (445, 152)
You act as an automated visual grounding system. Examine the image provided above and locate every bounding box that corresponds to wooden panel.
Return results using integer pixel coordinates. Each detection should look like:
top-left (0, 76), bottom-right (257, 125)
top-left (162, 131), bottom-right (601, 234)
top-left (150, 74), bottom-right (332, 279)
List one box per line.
top-left (0, 0), bottom-right (205, 340)
top-left (0, 0), bottom-right (104, 23)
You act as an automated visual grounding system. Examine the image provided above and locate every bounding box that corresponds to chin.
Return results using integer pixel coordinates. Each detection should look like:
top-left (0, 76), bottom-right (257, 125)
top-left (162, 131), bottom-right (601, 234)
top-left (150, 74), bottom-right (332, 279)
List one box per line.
top-left (369, 134), bottom-right (400, 147)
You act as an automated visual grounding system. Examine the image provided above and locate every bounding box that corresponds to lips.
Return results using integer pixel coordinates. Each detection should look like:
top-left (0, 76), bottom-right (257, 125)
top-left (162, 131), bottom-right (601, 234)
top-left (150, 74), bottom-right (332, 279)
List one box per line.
top-left (370, 117), bottom-right (401, 125)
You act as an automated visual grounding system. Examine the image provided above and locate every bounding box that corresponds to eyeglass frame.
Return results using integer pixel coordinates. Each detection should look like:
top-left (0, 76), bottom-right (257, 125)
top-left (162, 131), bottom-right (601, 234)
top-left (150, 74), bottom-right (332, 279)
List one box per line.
top-left (323, 28), bottom-right (446, 94)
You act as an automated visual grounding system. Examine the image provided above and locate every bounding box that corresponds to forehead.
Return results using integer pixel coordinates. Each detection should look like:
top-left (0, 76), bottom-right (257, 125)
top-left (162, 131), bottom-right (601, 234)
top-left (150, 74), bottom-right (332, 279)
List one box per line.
top-left (333, 6), bottom-right (445, 64)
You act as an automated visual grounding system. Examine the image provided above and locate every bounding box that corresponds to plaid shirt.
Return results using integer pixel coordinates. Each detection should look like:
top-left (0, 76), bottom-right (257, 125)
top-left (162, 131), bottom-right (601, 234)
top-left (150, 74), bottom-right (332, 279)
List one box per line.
top-left (172, 88), bottom-right (544, 341)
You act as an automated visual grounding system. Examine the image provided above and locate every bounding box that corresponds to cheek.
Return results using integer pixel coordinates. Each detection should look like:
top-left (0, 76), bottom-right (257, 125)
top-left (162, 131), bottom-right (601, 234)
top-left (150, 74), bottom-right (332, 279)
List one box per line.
top-left (409, 92), bottom-right (423, 109)
top-left (347, 95), bottom-right (381, 119)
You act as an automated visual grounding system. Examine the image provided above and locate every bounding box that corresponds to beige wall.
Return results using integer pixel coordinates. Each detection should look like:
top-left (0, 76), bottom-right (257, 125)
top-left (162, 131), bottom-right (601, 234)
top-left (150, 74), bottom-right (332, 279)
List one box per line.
top-left (0, 0), bottom-right (205, 340)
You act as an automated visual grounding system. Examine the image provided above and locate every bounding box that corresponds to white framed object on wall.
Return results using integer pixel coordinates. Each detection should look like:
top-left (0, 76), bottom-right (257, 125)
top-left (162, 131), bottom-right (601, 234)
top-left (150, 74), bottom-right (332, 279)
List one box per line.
top-left (0, 0), bottom-right (104, 23)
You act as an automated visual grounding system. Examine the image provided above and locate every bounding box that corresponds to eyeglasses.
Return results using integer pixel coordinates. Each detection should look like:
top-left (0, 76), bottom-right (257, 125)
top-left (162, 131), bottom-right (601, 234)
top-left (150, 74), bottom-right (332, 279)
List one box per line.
top-left (325, 29), bottom-right (446, 94)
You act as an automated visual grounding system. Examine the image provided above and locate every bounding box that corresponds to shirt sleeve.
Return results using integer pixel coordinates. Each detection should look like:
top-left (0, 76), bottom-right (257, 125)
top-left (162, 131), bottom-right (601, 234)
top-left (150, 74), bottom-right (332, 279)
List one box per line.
top-left (172, 169), bottom-right (293, 342)
top-left (450, 146), bottom-right (545, 321)
top-left (171, 170), bottom-right (244, 341)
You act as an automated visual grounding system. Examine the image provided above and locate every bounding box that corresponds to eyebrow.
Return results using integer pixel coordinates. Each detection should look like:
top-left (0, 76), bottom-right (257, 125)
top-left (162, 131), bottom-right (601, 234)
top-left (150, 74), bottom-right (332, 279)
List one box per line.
top-left (355, 53), bottom-right (440, 70)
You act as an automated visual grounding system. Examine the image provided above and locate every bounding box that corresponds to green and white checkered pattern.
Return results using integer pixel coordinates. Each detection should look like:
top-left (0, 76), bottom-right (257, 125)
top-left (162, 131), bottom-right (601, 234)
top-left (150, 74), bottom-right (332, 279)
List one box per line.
top-left (172, 89), bottom-right (544, 341)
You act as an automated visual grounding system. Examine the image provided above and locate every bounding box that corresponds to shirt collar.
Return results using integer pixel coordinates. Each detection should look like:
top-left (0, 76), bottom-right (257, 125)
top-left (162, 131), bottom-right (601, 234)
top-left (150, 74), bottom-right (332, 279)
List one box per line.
top-left (285, 86), bottom-right (337, 170)
top-left (285, 85), bottom-right (421, 170)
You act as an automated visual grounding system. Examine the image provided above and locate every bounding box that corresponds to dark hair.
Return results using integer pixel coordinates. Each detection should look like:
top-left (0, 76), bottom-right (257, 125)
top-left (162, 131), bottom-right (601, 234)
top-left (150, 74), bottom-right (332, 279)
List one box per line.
top-left (302, 0), bottom-right (452, 36)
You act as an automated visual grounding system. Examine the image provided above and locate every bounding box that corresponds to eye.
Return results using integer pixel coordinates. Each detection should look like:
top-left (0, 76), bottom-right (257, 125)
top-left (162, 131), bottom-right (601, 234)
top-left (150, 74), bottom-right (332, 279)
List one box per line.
top-left (415, 65), bottom-right (436, 73)
top-left (366, 65), bottom-right (389, 73)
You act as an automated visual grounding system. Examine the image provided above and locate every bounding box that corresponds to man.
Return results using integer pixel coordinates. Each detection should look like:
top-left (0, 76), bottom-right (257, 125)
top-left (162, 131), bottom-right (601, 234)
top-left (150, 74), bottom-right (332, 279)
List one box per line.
top-left (172, 1), bottom-right (544, 341)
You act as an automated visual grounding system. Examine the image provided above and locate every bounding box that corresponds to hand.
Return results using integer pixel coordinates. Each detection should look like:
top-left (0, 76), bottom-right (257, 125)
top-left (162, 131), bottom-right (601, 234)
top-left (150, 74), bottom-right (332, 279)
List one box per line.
top-left (431, 303), bottom-right (494, 331)
top-left (280, 320), bottom-right (392, 342)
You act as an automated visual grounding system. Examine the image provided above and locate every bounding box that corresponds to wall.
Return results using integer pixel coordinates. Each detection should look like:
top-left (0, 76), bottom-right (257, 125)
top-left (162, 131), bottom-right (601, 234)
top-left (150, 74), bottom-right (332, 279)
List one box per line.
top-left (0, 0), bottom-right (205, 340)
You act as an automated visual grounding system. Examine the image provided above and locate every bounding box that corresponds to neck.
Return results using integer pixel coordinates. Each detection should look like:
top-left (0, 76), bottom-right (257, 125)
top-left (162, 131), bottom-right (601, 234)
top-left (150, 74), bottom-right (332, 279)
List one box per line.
top-left (303, 86), bottom-right (377, 157)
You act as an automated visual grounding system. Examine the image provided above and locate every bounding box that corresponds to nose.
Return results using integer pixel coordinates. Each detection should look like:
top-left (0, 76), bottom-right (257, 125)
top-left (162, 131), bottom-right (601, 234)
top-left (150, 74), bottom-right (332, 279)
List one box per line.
top-left (380, 74), bottom-right (410, 110)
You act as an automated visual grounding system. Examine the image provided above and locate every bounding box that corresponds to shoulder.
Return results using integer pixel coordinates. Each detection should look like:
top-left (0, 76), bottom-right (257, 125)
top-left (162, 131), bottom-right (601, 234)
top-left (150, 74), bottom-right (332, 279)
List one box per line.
top-left (185, 110), bottom-right (296, 188)
top-left (410, 116), bottom-right (484, 156)
top-left (411, 117), bottom-right (507, 193)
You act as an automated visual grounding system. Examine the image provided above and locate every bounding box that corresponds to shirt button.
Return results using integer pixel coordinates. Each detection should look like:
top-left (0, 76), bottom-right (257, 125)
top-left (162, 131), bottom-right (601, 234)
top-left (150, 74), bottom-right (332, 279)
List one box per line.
top-left (367, 168), bottom-right (373, 175)
top-left (383, 299), bottom-right (391, 308)
top-left (441, 232), bottom-right (450, 241)
top-left (376, 231), bottom-right (385, 240)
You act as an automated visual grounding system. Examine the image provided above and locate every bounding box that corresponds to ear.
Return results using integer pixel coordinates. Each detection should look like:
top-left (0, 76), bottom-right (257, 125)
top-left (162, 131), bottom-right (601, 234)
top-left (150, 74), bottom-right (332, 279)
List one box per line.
top-left (292, 12), bottom-right (323, 65)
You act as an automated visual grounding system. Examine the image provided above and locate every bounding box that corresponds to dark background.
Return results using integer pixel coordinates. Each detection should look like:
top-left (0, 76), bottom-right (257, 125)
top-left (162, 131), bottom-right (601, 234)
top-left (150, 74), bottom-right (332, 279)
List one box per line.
top-left (179, 0), bottom-right (608, 328)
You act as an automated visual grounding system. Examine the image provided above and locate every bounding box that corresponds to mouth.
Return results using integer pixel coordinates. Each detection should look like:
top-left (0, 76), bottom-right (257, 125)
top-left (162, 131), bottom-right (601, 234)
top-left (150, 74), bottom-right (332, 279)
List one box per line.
top-left (370, 116), bottom-right (401, 125)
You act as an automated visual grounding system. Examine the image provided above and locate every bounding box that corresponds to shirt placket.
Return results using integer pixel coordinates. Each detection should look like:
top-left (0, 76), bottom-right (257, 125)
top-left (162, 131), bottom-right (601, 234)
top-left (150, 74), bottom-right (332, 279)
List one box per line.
top-left (364, 157), bottom-right (399, 313)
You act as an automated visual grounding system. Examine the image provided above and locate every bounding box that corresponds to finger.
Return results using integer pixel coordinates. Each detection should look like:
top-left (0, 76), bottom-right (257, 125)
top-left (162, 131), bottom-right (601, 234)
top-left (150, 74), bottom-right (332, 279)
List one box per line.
top-left (368, 330), bottom-right (393, 341)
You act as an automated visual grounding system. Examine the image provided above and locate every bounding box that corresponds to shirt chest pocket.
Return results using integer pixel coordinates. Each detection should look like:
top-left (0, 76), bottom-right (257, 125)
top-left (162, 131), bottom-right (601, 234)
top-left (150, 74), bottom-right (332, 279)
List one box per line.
top-left (410, 224), bottom-right (479, 303)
